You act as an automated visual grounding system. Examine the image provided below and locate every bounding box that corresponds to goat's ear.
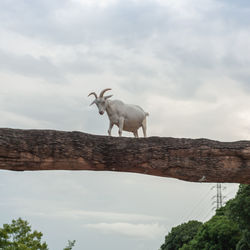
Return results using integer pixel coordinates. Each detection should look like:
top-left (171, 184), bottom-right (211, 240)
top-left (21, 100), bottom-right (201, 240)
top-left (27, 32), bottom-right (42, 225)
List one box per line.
top-left (90, 100), bottom-right (96, 106)
top-left (104, 95), bottom-right (113, 100)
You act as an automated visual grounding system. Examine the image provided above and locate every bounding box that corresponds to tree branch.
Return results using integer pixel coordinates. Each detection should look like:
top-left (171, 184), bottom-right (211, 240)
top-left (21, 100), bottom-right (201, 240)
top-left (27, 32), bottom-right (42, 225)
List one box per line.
top-left (0, 128), bottom-right (250, 183)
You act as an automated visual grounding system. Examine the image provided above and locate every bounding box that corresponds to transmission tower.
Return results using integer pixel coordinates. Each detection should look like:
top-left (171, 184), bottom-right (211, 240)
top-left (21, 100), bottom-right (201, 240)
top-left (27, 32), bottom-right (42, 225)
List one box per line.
top-left (212, 183), bottom-right (226, 210)
top-left (215, 183), bottom-right (222, 209)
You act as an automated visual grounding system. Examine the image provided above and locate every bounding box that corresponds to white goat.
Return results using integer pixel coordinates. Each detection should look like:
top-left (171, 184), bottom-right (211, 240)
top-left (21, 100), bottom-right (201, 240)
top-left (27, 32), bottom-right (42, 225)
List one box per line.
top-left (88, 88), bottom-right (149, 137)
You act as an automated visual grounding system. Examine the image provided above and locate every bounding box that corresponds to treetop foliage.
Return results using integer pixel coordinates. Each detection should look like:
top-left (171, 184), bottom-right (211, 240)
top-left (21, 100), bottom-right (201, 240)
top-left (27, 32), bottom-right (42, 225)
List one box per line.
top-left (0, 218), bottom-right (76, 250)
top-left (0, 218), bottom-right (48, 250)
top-left (160, 184), bottom-right (250, 250)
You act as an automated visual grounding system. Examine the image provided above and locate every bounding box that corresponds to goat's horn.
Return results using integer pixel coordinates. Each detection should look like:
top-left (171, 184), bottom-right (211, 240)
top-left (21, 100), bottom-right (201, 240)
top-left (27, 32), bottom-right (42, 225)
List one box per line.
top-left (88, 92), bottom-right (98, 99)
top-left (99, 88), bottom-right (112, 97)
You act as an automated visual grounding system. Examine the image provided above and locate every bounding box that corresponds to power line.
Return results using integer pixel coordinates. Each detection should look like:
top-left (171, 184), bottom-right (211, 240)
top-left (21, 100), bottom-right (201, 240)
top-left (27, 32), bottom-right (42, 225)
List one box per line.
top-left (179, 183), bottom-right (231, 224)
top-left (180, 184), bottom-right (213, 222)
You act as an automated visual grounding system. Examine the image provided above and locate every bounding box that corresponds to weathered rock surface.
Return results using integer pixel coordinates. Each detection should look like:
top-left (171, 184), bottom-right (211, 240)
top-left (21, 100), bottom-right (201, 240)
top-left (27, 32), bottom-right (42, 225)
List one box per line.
top-left (0, 128), bottom-right (249, 183)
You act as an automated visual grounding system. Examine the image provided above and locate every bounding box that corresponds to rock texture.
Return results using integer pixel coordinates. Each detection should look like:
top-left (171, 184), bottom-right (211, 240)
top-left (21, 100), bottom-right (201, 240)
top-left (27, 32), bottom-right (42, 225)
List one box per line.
top-left (0, 128), bottom-right (250, 183)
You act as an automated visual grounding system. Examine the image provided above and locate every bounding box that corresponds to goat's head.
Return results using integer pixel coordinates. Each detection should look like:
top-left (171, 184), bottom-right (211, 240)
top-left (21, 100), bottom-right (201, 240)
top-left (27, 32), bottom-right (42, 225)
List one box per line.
top-left (88, 88), bottom-right (113, 115)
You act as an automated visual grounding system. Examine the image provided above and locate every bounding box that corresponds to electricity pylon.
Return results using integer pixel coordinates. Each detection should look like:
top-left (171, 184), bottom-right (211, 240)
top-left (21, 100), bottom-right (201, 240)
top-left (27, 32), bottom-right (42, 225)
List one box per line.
top-left (211, 183), bottom-right (226, 210)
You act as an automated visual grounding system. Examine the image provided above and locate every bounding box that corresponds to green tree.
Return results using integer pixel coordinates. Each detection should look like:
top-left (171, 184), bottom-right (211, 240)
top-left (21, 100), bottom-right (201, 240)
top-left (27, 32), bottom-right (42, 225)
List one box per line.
top-left (160, 220), bottom-right (202, 250)
top-left (0, 218), bottom-right (48, 250)
top-left (226, 184), bottom-right (250, 250)
top-left (228, 184), bottom-right (250, 231)
top-left (159, 185), bottom-right (250, 250)
top-left (181, 215), bottom-right (241, 250)
top-left (0, 218), bottom-right (76, 250)
top-left (63, 240), bottom-right (76, 250)
top-left (236, 230), bottom-right (250, 250)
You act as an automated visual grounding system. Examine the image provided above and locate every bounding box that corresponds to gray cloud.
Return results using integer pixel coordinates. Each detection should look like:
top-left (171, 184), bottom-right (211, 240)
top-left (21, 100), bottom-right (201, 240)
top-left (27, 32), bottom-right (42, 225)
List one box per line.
top-left (1, 0), bottom-right (249, 98)
top-left (0, 1), bottom-right (249, 250)
top-left (0, 1), bottom-right (193, 46)
top-left (0, 50), bottom-right (65, 82)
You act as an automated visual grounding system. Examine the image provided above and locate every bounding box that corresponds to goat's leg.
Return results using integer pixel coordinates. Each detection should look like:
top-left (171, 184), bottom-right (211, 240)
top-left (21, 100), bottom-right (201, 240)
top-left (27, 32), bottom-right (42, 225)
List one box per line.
top-left (133, 130), bottom-right (139, 138)
top-left (118, 117), bottom-right (124, 137)
top-left (108, 122), bottom-right (114, 136)
top-left (142, 118), bottom-right (147, 137)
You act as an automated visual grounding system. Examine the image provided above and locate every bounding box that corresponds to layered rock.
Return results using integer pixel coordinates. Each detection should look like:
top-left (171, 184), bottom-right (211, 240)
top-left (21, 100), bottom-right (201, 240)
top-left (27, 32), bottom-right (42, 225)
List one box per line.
top-left (0, 128), bottom-right (249, 183)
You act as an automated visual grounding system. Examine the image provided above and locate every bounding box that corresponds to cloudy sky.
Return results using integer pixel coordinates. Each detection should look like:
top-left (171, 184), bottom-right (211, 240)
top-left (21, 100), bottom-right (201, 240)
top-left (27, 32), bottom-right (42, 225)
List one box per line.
top-left (0, 0), bottom-right (249, 249)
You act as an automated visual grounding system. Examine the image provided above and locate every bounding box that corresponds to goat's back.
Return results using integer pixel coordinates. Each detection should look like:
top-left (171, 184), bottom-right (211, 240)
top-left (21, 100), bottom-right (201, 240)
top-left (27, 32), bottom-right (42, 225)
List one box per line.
top-left (109, 100), bottom-right (147, 131)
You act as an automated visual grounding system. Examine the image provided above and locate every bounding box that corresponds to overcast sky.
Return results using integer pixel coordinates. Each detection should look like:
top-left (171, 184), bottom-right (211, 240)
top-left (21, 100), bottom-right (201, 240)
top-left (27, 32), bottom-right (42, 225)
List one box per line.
top-left (0, 0), bottom-right (249, 249)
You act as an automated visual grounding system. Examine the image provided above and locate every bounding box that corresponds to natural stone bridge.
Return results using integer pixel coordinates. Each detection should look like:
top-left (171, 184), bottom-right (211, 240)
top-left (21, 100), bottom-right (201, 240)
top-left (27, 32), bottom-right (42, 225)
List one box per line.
top-left (0, 128), bottom-right (250, 184)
